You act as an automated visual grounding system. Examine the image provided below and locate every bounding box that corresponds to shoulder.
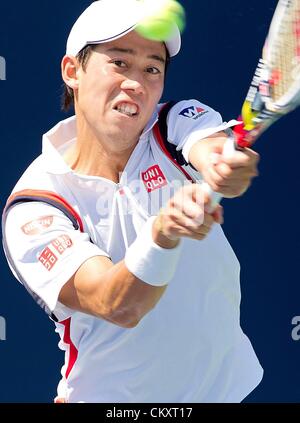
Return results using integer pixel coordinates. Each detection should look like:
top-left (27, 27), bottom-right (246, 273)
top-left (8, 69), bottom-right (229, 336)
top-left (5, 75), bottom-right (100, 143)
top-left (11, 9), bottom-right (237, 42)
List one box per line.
top-left (157, 100), bottom-right (223, 147)
top-left (158, 99), bottom-right (222, 125)
top-left (8, 155), bottom-right (60, 200)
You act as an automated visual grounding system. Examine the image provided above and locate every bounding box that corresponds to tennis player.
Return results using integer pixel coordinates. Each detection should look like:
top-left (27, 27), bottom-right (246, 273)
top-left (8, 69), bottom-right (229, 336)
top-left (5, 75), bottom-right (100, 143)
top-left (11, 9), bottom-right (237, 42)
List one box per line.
top-left (2, 0), bottom-right (263, 403)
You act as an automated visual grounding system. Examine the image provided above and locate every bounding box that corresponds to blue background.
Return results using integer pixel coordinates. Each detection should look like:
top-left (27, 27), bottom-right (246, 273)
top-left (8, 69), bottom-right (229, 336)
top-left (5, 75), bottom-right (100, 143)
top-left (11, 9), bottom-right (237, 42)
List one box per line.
top-left (0, 0), bottom-right (299, 403)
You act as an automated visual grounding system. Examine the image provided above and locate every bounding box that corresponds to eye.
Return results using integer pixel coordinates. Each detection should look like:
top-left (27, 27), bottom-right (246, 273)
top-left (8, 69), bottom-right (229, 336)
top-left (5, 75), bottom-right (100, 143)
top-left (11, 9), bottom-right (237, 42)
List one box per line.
top-left (146, 66), bottom-right (162, 75)
top-left (112, 60), bottom-right (127, 68)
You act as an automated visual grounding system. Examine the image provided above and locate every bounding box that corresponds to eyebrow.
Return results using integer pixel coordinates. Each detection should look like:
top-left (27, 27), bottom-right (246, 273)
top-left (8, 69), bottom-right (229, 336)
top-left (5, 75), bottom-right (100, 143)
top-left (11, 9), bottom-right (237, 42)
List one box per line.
top-left (106, 47), bottom-right (166, 64)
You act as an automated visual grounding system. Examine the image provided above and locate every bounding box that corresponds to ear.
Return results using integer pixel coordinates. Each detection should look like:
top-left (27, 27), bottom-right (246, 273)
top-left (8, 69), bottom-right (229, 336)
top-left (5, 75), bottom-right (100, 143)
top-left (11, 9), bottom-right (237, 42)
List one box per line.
top-left (61, 55), bottom-right (80, 90)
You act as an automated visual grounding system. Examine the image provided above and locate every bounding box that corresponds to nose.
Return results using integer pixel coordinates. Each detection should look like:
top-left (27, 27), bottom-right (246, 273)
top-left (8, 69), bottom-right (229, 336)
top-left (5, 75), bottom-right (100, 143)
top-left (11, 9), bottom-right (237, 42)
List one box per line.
top-left (120, 76), bottom-right (146, 96)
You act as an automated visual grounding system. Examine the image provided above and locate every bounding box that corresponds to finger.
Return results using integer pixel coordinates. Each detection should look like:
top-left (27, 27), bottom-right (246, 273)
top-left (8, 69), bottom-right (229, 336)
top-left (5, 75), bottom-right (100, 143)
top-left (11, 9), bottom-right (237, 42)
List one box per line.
top-left (214, 182), bottom-right (250, 197)
top-left (177, 212), bottom-right (214, 235)
top-left (215, 162), bottom-right (259, 179)
top-left (164, 208), bottom-right (213, 239)
top-left (182, 200), bottom-right (204, 223)
top-left (192, 184), bottom-right (210, 206)
top-left (203, 166), bottom-right (228, 192)
top-left (210, 159), bottom-right (259, 180)
top-left (171, 209), bottom-right (205, 230)
top-left (171, 225), bottom-right (211, 241)
top-left (171, 190), bottom-right (206, 223)
top-left (211, 205), bottom-right (224, 224)
top-left (220, 149), bottom-right (260, 169)
top-left (172, 184), bottom-right (208, 208)
top-left (162, 217), bottom-right (208, 240)
top-left (207, 163), bottom-right (232, 187)
top-left (205, 168), bottom-right (257, 193)
top-left (202, 212), bottom-right (215, 229)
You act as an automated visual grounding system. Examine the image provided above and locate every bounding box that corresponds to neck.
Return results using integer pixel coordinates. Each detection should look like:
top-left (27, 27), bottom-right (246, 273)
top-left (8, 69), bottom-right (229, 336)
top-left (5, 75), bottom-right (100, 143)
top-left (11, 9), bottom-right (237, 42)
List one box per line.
top-left (64, 140), bottom-right (137, 183)
top-left (64, 118), bottom-right (139, 183)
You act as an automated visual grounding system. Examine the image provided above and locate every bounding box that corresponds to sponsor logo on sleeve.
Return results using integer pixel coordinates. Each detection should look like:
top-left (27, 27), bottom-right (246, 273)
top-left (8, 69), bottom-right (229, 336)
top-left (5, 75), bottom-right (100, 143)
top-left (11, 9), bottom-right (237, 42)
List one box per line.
top-left (39, 247), bottom-right (58, 271)
top-left (21, 216), bottom-right (54, 235)
top-left (38, 234), bottom-right (73, 271)
top-left (179, 106), bottom-right (209, 120)
top-left (141, 165), bottom-right (168, 193)
top-left (51, 235), bottom-right (73, 255)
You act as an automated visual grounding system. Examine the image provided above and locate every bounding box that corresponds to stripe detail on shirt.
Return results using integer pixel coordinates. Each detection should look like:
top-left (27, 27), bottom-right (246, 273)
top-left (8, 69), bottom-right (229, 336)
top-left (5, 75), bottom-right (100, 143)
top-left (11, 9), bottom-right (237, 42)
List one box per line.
top-left (4, 190), bottom-right (84, 232)
top-left (154, 103), bottom-right (195, 182)
top-left (60, 317), bottom-right (79, 379)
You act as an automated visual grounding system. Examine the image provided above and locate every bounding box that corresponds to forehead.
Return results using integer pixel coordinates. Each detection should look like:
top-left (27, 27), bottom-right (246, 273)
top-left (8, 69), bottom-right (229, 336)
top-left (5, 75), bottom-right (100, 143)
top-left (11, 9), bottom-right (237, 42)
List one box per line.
top-left (92, 30), bottom-right (167, 59)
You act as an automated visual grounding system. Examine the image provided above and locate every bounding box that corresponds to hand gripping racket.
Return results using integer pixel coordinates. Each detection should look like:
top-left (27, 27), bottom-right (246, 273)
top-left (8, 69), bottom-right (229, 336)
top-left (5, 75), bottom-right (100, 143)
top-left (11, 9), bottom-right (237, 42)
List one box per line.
top-left (205, 0), bottom-right (300, 208)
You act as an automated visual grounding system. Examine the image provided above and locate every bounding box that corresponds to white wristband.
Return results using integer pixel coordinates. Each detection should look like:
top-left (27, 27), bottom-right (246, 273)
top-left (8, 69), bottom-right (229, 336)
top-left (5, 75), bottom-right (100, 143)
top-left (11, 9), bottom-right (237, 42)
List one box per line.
top-left (125, 216), bottom-right (182, 287)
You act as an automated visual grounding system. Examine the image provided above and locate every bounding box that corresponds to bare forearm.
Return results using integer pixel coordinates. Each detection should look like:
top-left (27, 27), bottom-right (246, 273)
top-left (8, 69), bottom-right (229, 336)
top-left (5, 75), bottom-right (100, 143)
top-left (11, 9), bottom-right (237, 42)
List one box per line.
top-left (94, 261), bottom-right (167, 327)
top-left (59, 218), bottom-right (179, 327)
top-left (96, 217), bottom-right (180, 325)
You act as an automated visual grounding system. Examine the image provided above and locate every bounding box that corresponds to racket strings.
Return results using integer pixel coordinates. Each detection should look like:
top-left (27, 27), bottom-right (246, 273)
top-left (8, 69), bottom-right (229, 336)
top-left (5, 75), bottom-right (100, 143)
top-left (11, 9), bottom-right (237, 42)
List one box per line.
top-left (269, 0), bottom-right (300, 104)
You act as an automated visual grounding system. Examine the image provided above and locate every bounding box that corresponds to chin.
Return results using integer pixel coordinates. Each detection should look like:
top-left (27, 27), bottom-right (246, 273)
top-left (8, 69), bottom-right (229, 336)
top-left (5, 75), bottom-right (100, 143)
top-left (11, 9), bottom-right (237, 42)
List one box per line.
top-left (104, 126), bottom-right (141, 142)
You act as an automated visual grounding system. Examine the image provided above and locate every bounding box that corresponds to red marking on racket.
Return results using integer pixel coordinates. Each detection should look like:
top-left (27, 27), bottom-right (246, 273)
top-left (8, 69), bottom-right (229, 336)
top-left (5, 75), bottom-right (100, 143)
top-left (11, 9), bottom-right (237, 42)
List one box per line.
top-left (270, 69), bottom-right (282, 86)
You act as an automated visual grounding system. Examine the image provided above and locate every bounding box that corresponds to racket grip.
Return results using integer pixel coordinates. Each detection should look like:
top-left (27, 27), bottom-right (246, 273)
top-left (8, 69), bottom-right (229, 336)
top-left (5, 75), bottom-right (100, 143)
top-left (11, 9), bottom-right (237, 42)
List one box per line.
top-left (202, 135), bottom-right (236, 211)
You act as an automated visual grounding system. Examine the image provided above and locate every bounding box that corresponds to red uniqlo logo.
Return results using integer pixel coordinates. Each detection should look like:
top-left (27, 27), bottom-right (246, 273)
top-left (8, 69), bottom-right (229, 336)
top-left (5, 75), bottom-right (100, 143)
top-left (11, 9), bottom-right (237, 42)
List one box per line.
top-left (39, 247), bottom-right (58, 271)
top-left (141, 165), bottom-right (167, 193)
top-left (51, 235), bottom-right (73, 255)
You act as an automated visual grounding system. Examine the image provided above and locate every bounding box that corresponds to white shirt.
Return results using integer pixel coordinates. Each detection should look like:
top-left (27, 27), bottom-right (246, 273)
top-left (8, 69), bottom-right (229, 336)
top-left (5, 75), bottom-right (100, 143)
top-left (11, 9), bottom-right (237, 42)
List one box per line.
top-left (2, 100), bottom-right (263, 402)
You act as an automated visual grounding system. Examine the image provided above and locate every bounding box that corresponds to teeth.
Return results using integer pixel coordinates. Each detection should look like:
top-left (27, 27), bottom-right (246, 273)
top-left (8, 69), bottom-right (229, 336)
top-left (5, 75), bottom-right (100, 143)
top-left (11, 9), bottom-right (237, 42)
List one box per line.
top-left (116, 103), bottom-right (138, 116)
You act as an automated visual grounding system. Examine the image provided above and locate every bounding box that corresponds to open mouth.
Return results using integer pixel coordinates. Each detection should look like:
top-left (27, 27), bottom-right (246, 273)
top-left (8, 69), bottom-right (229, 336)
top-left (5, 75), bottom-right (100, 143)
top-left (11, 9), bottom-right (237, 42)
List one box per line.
top-left (114, 102), bottom-right (139, 117)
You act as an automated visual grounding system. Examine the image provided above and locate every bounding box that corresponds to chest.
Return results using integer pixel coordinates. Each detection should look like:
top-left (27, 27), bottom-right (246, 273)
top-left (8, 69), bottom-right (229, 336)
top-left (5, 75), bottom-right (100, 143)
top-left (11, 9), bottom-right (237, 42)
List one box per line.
top-left (71, 136), bottom-right (193, 261)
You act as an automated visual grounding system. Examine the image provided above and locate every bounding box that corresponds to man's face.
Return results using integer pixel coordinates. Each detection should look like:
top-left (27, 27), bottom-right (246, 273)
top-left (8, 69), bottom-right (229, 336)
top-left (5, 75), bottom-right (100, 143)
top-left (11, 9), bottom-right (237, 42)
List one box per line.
top-left (74, 31), bottom-right (166, 151)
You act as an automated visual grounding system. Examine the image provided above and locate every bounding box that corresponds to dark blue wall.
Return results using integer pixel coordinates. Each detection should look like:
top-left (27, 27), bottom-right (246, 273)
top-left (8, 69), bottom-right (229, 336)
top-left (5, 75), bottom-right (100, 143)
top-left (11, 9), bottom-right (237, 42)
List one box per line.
top-left (0, 0), bottom-right (299, 403)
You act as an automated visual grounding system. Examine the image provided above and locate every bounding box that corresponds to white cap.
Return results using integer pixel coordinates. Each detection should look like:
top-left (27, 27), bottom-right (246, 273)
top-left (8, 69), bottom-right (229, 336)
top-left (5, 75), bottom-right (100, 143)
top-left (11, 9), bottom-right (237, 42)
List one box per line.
top-left (66, 0), bottom-right (181, 58)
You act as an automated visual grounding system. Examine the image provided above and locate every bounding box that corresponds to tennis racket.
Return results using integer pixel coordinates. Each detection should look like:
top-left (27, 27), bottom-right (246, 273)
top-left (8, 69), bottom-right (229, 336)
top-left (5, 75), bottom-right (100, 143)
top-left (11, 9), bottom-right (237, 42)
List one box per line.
top-left (205, 0), bottom-right (300, 207)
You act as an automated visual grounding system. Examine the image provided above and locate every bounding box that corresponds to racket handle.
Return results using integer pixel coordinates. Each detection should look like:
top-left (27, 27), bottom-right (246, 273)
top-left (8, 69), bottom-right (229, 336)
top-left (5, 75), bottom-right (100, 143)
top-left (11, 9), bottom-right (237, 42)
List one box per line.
top-left (202, 135), bottom-right (236, 210)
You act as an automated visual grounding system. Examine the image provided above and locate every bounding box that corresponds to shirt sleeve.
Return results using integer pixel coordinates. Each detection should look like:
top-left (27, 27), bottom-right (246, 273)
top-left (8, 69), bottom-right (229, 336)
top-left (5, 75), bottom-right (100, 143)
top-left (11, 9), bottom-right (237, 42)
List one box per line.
top-left (166, 99), bottom-right (240, 163)
top-left (3, 201), bottom-right (109, 321)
